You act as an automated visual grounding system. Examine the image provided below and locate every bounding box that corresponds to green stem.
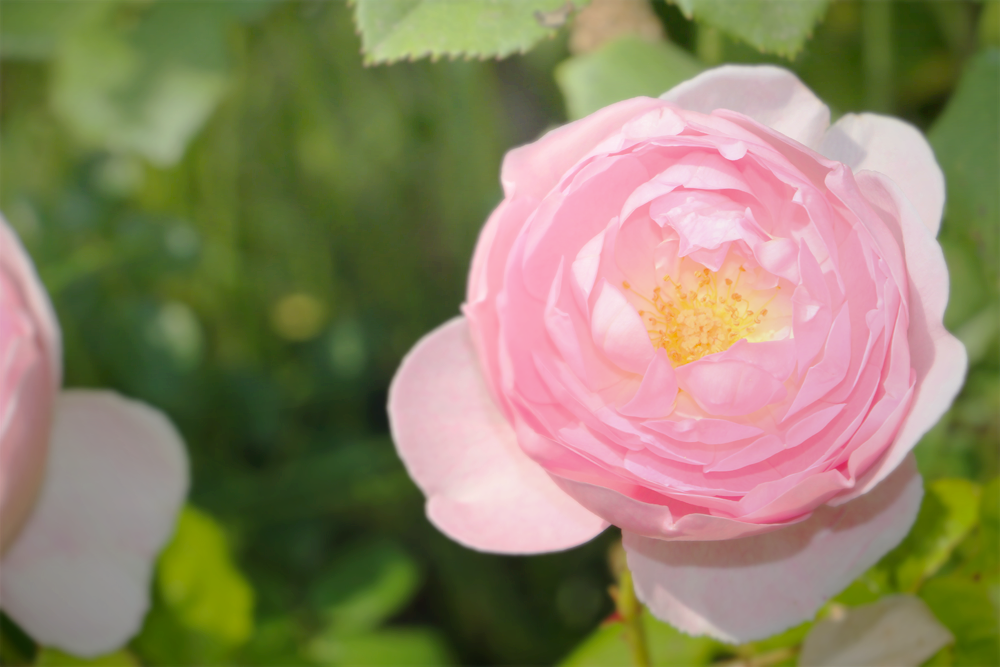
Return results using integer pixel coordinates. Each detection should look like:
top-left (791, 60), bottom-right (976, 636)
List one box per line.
top-left (862, 0), bottom-right (893, 113)
top-left (617, 568), bottom-right (651, 667)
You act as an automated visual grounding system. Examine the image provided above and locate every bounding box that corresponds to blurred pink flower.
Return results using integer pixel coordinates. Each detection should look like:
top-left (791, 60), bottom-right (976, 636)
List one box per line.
top-left (0, 217), bottom-right (188, 656)
top-left (388, 66), bottom-right (967, 642)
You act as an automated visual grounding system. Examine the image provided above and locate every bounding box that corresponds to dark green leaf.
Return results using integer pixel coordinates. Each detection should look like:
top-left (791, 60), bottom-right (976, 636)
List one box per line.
top-left (310, 540), bottom-right (422, 635)
top-left (555, 36), bottom-right (703, 120)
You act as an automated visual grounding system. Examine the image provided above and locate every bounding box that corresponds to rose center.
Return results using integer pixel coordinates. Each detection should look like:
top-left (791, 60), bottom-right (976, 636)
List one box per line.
top-left (624, 267), bottom-right (777, 366)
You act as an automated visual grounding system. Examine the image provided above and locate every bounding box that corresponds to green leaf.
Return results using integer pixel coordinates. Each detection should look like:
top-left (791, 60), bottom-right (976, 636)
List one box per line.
top-left (308, 627), bottom-right (455, 666)
top-left (673, 0), bottom-right (829, 57)
top-left (559, 610), bottom-right (719, 666)
top-left (930, 49), bottom-right (1000, 286)
top-left (35, 648), bottom-right (138, 666)
top-left (884, 478), bottom-right (981, 593)
top-left (49, 2), bottom-right (262, 165)
top-left (555, 36), bottom-right (704, 120)
top-left (353, 0), bottom-right (586, 65)
top-left (833, 565), bottom-right (894, 607)
top-left (956, 477), bottom-right (1000, 587)
top-left (0, 0), bottom-right (111, 60)
top-left (921, 576), bottom-right (1000, 667)
top-left (309, 539), bottom-right (422, 635)
top-left (0, 612), bottom-right (36, 666)
top-left (154, 505), bottom-right (255, 645)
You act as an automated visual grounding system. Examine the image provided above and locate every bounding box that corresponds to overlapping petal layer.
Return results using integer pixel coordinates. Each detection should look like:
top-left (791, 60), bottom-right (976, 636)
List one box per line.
top-left (389, 65), bottom-right (966, 641)
top-left (0, 220), bottom-right (61, 553)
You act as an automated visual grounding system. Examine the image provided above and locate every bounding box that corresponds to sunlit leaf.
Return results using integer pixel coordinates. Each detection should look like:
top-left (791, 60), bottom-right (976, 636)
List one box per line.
top-left (35, 647), bottom-right (138, 666)
top-left (555, 36), bottom-right (703, 119)
top-left (883, 478), bottom-right (981, 592)
top-left (310, 539), bottom-right (422, 635)
top-left (353, 0), bottom-right (589, 65)
top-left (156, 505), bottom-right (255, 645)
top-left (308, 627), bottom-right (455, 666)
top-left (672, 0), bottom-right (829, 57)
top-left (930, 49), bottom-right (1000, 287)
top-left (559, 610), bottom-right (719, 666)
top-left (833, 565), bottom-right (894, 607)
top-left (921, 576), bottom-right (1000, 667)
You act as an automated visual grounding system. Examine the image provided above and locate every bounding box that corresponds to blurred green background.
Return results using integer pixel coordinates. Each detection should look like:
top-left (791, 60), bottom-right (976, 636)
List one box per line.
top-left (0, 1), bottom-right (996, 666)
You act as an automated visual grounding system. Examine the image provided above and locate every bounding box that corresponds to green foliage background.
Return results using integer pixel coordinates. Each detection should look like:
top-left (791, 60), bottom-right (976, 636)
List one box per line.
top-left (0, 1), bottom-right (996, 666)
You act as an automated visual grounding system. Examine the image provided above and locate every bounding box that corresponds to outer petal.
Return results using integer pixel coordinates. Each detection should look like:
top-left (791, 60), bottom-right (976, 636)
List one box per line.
top-left (832, 171), bottom-right (966, 505)
top-left (821, 113), bottom-right (945, 235)
top-left (501, 96), bottom-right (667, 201)
top-left (0, 391), bottom-right (188, 657)
top-left (660, 65), bottom-right (830, 149)
top-left (387, 316), bottom-right (607, 554)
top-left (624, 456), bottom-right (922, 643)
top-left (0, 219), bottom-right (60, 384)
top-left (0, 218), bottom-right (61, 553)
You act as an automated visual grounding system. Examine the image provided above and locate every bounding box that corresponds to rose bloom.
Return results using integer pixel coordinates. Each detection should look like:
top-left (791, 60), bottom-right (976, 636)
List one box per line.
top-left (389, 66), bottom-right (967, 641)
top-left (0, 217), bottom-right (188, 656)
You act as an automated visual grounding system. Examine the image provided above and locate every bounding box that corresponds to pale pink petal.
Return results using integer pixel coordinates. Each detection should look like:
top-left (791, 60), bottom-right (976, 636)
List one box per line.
top-left (0, 219), bottom-right (60, 384)
top-left (821, 114), bottom-right (945, 236)
top-left (661, 65), bottom-right (830, 149)
top-left (645, 417), bottom-right (763, 445)
top-left (551, 474), bottom-right (792, 542)
top-left (675, 341), bottom-right (791, 417)
top-left (590, 280), bottom-right (655, 374)
top-left (387, 317), bottom-right (607, 554)
top-left (832, 172), bottom-right (966, 505)
top-left (501, 97), bottom-right (667, 201)
top-left (625, 455), bottom-right (922, 643)
top-left (619, 349), bottom-right (677, 418)
top-left (0, 219), bottom-right (61, 552)
top-left (0, 391), bottom-right (188, 657)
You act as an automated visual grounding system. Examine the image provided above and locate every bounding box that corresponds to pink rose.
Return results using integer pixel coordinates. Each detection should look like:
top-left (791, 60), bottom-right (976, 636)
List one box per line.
top-left (0, 217), bottom-right (188, 656)
top-left (388, 66), bottom-right (967, 642)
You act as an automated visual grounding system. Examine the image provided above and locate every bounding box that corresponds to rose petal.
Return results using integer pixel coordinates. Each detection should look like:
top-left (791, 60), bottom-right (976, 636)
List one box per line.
top-left (590, 280), bottom-right (655, 374)
top-left (799, 595), bottom-right (953, 667)
top-left (619, 349), bottom-right (678, 418)
top-left (821, 113), bottom-right (945, 236)
top-left (0, 391), bottom-right (188, 657)
top-left (0, 219), bottom-right (61, 553)
top-left (833, 172), bottom-right (966, 505)
top-left (0, 219), bottom-right (60, 385)
top-left (387, 317), bottom-right (607, 554)
top-left (624, 455), bottom-right (922, 643)
top-left (675, 341), bottom-right (791, 417)
top-left (501, 97), bottom-right (667, 201)
top-left (661, 65), bottom-right (830, 149)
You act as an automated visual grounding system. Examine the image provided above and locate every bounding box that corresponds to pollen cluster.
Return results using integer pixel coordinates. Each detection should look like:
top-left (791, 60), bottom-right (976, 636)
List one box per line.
top-left (625, 267), bottom-right (775, 366)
